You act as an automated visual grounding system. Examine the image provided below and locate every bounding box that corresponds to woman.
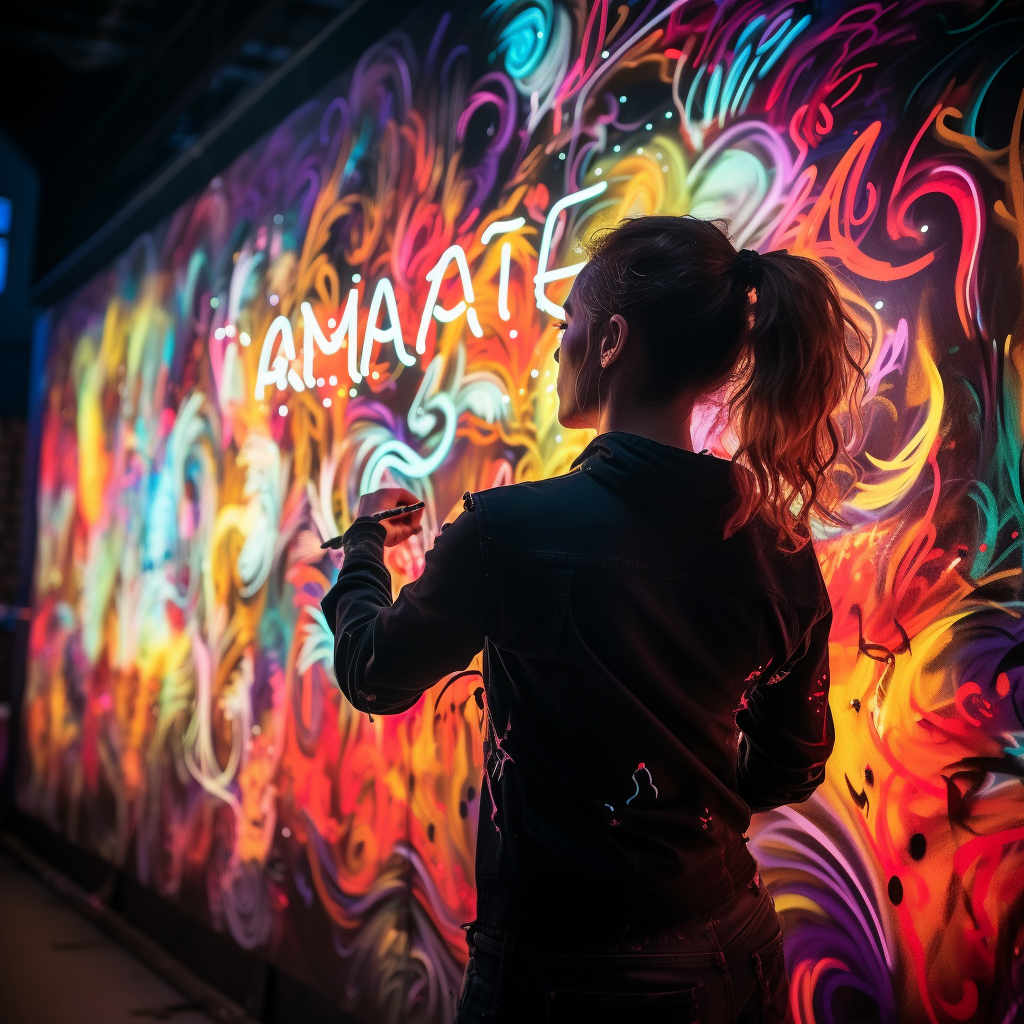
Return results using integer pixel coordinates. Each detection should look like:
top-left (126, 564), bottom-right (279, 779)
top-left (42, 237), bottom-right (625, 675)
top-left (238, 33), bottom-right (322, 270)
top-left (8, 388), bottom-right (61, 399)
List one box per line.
top-left (322, 216), bottom-right (865, 1023)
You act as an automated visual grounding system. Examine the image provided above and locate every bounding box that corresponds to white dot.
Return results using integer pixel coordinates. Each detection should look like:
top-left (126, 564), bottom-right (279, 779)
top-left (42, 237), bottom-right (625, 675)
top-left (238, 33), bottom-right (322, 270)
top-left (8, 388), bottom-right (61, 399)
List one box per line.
top-left (323, 397), bottom-right (332, 408)
top-left (328, 375), bottom-right (338, 386)
top-left (558, 152), bottom-right (566, 161)
top-left (502, 394), bottom-right (510, 403)
top-left (546, 384), bottom-right (554, 393)
top-left (613, 144), bottom-right (620, 152)
top-left (646, 123), bottom-right (653, 130)
top-left (278, 405), bottom-right (288, 416)
top-left (328, 318), bottom-right (337, 328)
top-left (665, 111), bottom-right (673, 118)
top-left (510, 329), bottom-right (518, 338)
top-left (874, 300), bottom-right (884, 309)
top-left (920, 224), bottom-right (929, 233)
top-left (601, 50), bottom-right (609, 58)
top-left (536, 30), bottom-right (543, 39)
top-left (555, 434), bottom-right (562, 442)
top-left (225, 325), bottom-right (236, 338)
top-left (240, 332), bottom-right (251, 346)
top-left (519, 388), bottom-right (525, 395)
top-left (210, 296), bottom-right (220, 308)
top-left (371, 370), bottom-right (380, 380)
top-left (349, 387), bottom-right (358, 397)
top-left (352, 273), bottom-right (361, 283)
top-left (595, 167), bottom-right (602, 176)
top-left (619, 95), bottom-right (627, 103)
top-left (316, 377), bottom-right (325, 387)
top-left (269, 294), bottom-right (279, 306)
top-left (214, 327), bottom-right (225, 340)
top-left (282, 827), bottom-right (291, 838)
top-left (252, 724), bottom-right (261, 735)
top-left (531, 369), bottom-right (539, 378)
top-left (274, 214), bottom-right (283, 225)
top-left (663, 165), bottom-right (669, 172)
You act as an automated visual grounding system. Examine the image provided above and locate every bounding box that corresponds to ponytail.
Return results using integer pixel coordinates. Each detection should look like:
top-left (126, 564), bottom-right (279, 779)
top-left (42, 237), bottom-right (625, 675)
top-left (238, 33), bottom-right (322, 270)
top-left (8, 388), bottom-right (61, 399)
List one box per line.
top-left (725, 249), bottom-right (866, 549)
top-left (577, 216), bottom-right (867, 550)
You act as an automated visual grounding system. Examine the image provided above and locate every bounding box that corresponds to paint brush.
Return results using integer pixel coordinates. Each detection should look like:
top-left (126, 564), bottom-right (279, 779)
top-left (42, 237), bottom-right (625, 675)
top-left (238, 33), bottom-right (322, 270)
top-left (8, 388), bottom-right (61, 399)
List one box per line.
top-left (320, 502), bottom-right (426, 549)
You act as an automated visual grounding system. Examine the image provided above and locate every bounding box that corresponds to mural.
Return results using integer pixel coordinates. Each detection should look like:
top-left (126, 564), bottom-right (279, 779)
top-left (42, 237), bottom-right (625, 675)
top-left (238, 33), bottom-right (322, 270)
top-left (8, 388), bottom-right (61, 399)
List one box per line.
top-left (18, 1), bottom-right (1024, 1021)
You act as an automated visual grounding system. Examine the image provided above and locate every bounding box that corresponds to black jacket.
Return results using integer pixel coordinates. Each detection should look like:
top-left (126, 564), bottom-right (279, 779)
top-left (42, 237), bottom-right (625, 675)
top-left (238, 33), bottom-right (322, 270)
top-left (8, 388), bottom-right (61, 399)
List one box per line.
top-left (322, 431), bottom-right (834, 934)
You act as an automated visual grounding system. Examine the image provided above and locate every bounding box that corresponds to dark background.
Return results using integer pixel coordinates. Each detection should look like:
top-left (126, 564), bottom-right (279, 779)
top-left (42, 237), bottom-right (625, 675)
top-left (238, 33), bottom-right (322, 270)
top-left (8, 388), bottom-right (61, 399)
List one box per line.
top-left (5, 1), bottom-right (355, 292)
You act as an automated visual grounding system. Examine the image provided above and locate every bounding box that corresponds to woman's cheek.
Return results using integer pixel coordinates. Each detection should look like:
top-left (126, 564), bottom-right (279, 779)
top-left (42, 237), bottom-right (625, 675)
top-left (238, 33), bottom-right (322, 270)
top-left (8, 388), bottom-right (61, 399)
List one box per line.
top-left (557, 344), bottom-right (573, 391)
top-left (554, 370), bottom-right (567, 412)
top-left (554, 364), bottom-right (575, 423)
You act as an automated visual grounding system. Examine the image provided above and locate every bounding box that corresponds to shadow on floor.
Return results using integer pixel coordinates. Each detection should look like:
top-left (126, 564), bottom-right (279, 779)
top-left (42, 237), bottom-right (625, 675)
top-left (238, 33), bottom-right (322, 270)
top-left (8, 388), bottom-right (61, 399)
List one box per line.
top-left (0, 852), bottom-right (217, 1024)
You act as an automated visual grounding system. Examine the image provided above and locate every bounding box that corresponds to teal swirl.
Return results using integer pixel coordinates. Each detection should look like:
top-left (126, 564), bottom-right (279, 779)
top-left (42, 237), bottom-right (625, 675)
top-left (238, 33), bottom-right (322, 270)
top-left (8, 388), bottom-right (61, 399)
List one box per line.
top-left (486, 0), bottom-right (553, 81)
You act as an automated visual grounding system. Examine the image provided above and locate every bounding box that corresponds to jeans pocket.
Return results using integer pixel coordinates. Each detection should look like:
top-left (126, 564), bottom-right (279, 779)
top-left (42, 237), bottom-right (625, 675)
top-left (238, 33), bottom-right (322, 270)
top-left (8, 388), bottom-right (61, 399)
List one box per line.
top-left (544, 983), bottom-right (702, 1024)
top-left (751, 931), bottom-right (787, 1022)
top-left (454, 959), bottom-right (478, 1020)
top-left (456, 954), bottom-right (487, 1019)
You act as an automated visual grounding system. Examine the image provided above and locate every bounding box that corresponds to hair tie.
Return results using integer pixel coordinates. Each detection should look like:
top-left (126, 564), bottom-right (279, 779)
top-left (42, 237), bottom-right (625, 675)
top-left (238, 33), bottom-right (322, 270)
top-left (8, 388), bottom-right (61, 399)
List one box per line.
top-left (734, 248), bottom-right (762, 287)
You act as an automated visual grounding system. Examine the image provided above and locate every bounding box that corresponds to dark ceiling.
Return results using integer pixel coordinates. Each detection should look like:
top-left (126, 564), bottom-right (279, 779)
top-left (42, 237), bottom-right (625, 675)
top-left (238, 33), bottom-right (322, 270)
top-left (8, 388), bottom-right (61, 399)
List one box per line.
top-left (0, 0), bottom-right (366, 288)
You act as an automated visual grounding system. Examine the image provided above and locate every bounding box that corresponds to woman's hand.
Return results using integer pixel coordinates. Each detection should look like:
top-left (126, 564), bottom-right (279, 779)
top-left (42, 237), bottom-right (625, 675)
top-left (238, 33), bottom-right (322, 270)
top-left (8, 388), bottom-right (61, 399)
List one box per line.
top-left (356, 487), bottom-right (424, 547)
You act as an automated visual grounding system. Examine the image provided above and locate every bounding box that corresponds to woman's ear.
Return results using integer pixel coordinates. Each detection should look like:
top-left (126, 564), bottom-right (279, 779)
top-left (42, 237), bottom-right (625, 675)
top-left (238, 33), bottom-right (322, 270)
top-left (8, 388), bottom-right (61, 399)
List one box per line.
top-left (599, 314), bottom-right (629, 369)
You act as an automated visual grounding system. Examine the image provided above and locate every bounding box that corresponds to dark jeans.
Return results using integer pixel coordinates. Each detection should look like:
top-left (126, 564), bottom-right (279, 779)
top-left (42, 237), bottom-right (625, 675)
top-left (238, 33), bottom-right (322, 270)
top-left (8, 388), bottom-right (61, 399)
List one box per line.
top-left (454, 876), bottom-right (788, 1024)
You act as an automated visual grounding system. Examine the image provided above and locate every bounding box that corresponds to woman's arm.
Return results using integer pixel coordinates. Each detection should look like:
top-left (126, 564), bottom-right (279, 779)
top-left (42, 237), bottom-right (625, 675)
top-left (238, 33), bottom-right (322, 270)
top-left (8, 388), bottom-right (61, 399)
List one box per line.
top-left (735, 607), bottom-right (835, 812)
top-left (321, 503), bottom-right (487, 716)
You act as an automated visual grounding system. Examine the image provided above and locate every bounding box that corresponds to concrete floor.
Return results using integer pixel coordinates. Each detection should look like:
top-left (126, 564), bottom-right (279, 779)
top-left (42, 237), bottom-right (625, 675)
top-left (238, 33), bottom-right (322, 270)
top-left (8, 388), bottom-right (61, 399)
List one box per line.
top-left (0, 852), bottom-right (217, 1024)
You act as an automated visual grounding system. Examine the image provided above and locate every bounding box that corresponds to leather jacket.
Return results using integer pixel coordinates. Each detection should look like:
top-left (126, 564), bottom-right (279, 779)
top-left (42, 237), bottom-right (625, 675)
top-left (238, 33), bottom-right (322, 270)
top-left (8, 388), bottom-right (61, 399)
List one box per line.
top-left (322, 431), bottom-right (834, 933)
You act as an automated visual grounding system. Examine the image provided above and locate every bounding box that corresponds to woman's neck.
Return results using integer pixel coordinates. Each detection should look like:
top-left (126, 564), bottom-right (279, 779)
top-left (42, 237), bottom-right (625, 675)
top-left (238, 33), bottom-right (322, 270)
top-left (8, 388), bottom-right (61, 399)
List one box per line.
top-left (598, 392), bottom-right (696, 452)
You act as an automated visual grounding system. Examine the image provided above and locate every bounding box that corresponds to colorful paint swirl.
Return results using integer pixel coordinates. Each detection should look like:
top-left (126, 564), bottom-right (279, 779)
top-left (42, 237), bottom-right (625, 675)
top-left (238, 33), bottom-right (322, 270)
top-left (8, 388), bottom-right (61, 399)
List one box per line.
top-left (19, 2), bottom-right (1024, 1022)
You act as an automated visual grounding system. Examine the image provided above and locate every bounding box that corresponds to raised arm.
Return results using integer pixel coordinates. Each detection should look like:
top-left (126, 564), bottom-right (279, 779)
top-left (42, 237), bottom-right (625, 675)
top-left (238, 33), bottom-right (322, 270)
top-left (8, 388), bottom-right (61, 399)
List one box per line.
top-left (735, 606), bottom-right (835, 812)
top-left (321, 506), bottom-right (487, 716)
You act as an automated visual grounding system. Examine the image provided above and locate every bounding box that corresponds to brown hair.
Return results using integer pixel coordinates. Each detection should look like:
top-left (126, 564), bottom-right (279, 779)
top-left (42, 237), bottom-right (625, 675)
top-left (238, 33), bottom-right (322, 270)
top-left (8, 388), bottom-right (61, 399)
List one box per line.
top-left (574, 216), bottom-right (867, 550)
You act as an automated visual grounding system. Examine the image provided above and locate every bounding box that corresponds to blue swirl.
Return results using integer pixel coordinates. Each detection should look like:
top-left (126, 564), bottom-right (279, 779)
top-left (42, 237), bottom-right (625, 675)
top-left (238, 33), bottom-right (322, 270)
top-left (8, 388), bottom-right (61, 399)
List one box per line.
top-left (487, 1), bottom-right (552, 81)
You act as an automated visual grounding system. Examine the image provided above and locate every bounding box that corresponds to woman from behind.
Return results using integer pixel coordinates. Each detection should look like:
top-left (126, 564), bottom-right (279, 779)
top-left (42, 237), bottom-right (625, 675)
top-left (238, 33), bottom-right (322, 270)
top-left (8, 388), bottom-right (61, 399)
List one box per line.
top-left (322, 215), bottom-right (866, 1023)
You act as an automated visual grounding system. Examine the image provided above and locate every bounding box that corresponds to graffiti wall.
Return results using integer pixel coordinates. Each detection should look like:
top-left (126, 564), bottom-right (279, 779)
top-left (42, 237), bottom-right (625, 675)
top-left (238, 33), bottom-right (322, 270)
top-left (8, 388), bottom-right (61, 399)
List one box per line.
top-left (19, 1), bottom-right (1024, 1021)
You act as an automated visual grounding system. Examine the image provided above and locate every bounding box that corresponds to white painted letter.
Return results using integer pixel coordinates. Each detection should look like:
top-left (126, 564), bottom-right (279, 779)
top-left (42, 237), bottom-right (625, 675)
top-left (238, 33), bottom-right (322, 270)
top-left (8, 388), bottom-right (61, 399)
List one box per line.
top-left (301, 302), bottom-right (330, 387)
top-left (254, 316), bottom-right (304, 400)
top-left (414, 245), bottom-right (484, 355)
top-left (301, 294), bottom-right (359, 385)
top-left (335, 289), bottom-right (361, 384)
top-left (481, 217), bottom-right (526, 244)
top-left (482, 218), bottom-right (526, 323)
top-left (361, 278), bottom-right (415, 379)
top-left (534, 182), bottom-right (607, 319)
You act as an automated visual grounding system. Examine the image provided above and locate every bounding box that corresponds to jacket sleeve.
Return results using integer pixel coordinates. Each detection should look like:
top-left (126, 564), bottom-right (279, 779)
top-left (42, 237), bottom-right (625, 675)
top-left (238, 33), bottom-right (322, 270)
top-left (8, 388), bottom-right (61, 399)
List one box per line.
top-left (735, 606), bottom-right (834, 812)
top-left (320, 509), bottom-right (487, 716)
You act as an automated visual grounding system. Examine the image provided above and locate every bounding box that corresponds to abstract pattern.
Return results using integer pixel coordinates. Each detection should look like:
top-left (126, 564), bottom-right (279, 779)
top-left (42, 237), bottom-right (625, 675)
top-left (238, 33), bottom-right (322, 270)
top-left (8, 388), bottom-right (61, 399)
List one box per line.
top-left (19, 2), bottom-right (1024, 1022)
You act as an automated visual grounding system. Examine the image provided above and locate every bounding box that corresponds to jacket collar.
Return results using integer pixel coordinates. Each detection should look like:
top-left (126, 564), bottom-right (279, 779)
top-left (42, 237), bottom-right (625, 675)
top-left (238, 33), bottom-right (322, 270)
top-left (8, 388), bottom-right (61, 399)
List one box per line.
top-left (570, 431), bottom-right (736, 519)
